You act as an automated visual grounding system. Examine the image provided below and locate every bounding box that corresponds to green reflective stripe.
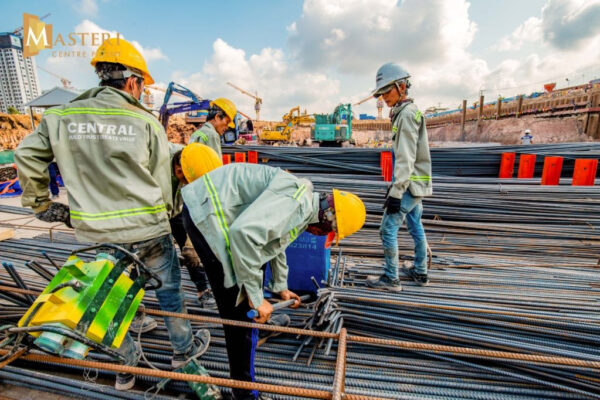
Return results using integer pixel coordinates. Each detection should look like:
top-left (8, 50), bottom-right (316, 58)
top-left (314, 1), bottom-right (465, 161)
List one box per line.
top-left (192, 132), bottom-right (209, 142)
top-left (410, 175), bottom-right (432, 181)
top-left (392, 126), bottom-right (398, 133)
top-left (292, 184), bottom-right (307, 200)
top-left (70, 204), bottom-right (166, 221)
top-left (289, 227), bottom-right (299, 243)
top-left (203, 174), bottom-right (233, 263)
top-left (44, 107), bottom-right (161, 131)
top-left (71, 204), bottom-right (166, 217)
top-left (414, 110), bottom-right (423, 123)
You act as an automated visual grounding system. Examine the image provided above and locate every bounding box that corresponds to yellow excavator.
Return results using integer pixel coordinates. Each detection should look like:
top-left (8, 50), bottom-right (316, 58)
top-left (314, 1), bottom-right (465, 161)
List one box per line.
top-left (260, 106), bottom-right (314, 143)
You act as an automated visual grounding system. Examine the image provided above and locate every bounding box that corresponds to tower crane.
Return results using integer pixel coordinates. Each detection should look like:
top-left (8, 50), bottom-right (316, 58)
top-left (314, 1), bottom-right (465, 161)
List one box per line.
top-left (37, 65), bottom-right (73, 90)
top-left (354, 95), bottom-right (384, 119)
top-left (226, 82), bottom-right (262, 121)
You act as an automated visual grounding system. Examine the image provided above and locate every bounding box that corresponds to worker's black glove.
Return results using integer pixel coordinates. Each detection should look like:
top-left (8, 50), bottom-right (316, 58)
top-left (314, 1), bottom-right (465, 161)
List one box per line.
top-left (384, 196), bottom-right (401, 214)
top-left (181, 246), bottom-right (201, 268)
top-left (35, 202), bottom-right (72, 228)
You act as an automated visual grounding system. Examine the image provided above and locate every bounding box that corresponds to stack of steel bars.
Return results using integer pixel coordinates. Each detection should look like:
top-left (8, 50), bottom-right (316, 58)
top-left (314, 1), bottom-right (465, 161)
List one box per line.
top-left (223, 142), bottom-right (600, 177)
top-left (1, 143), bottom-right (599, 399)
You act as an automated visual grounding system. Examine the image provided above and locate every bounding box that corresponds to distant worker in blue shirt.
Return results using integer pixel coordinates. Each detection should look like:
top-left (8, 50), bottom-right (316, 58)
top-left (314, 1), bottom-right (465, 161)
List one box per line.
top-left (521, 129), bottom-right (533, 145)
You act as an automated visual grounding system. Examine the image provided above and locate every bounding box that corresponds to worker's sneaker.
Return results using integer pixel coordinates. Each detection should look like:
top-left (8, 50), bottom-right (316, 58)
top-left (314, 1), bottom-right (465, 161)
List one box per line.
top-left (171, 329), bottom-right (211, 369)
top-left (366, 275), bottom-right (402, 292)
top-left (402, 266), bottom-right (429, 287)
top-left (115, 373), bottom-right (135, 391)
top-left (196, 289), bottom-right (217, 308)
top-left (128, 314), bottom-right (158, 334)
top-left (115, 342), bottom-right (141, 391)
top-left (259, 313), bottom-right (291, 341)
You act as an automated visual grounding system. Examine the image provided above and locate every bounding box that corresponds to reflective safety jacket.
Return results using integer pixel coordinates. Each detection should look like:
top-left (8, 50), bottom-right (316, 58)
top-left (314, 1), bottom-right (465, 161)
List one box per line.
top-left (389, 100), bottom-right (433, 199)
top-left (189, 121), bottom-right (222, 158)
top-left (15, 86), bottom-right (173, 243)
top-left (182, 164), bottom-right (319, 308)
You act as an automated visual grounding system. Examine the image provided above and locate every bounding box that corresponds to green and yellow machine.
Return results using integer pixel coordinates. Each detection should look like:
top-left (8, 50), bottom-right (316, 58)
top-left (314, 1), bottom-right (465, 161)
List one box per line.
top-left (16, 244), bottom-right (161, 360)
top-left (7, 244), bottom-right (221, 399)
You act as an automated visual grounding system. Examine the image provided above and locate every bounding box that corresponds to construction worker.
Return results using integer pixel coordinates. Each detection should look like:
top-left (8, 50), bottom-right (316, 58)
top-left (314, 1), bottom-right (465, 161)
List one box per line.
top-left (170, 145), bottom-right (214, 307)
top-left (521, 129), bottom-right (534, 145)
top-left (14, 38), bottom-right (209, 391)
top-left (175, 143), bottom-right (366, 400)
top-left (188, 98), bottom-right (237, 158)
top-left (366, 63), bottom-right (433, 291)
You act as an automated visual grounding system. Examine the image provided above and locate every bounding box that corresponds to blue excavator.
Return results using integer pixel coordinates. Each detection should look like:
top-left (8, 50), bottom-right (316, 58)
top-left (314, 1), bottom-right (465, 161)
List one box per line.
top-left (157, 82), bottom-right (253, 144)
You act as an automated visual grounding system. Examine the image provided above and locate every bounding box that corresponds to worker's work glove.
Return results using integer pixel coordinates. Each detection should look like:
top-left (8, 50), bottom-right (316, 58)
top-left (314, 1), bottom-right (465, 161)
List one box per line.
top-left (384, 196), bottom-right (401, 214)
top-left (181, 246), bottom-right (201, 268)
top-left (34, 202), bottom-right (72, 228)
top-left (279, 289), bottom-right (301, 309)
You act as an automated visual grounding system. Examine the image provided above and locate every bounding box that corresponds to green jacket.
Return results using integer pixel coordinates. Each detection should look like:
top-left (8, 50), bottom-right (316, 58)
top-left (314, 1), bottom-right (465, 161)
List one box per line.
top-left (389, 100), bottom-right (433, 199)
top-left (189, 121), bottom-right (222, 158)
top-left (182, 164), bottom-right (319, 308)
top-left (15, 86), bottom-right (173, 243)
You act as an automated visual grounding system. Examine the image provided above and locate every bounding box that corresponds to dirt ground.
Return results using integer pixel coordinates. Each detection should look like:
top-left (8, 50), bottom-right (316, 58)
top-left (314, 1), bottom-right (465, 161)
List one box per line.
top-left (427, 115), bottom-right (591, 145)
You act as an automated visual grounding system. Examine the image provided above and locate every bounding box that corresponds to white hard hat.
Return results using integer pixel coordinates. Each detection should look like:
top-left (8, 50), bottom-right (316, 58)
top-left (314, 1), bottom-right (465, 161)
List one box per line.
top-left (525, 129), bottom-right (531, 134)
top-left (372, 63), bottom-right (410, 96)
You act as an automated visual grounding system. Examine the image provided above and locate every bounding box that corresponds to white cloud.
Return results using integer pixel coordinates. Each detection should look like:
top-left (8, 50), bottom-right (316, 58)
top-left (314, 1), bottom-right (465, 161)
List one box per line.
top-left (169, 38), bottom-right (340, 120)
top-left (541, 0), bottom-right (600, 49)
top-left (494, 17), bottom-right (543, 52)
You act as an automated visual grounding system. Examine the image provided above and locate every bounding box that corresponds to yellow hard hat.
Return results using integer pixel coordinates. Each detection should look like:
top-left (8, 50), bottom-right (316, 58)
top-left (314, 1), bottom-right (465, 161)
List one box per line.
top-left (333, 188), bottom-right (366, 240)
top-left (211, 98), bottom-right (237, 128)
top-left (180, 143), bottom-right (223, 183)
top-left (91, 38), bottom-right (155, 85)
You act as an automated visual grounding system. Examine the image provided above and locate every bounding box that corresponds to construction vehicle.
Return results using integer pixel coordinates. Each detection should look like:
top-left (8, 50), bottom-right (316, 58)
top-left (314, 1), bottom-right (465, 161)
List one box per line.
top-left (260, 106), bottom-right (314, 143)
top-left (158, 82), bottom-right (253, 144)
top-left (226, 82), bottom-right (262, 121)
top-left (354, 95), bottom-right (384, 119)
top-left (311, 104), bottom-right (353, 147)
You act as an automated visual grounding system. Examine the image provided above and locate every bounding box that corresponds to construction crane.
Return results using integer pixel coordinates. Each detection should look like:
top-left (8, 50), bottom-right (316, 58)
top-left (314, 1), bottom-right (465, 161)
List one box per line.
top-left (227, 82), bottom-right (262, 121)
top-left (37, 65), bottom-right (73, 90)
top-left (13, 13), bottom-right (51, 36)
top-left (354, 95), bottom-right (384, 119)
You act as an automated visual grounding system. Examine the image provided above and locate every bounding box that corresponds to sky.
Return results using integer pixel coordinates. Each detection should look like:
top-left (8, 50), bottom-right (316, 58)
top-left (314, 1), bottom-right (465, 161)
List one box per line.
top-left (2, 0), bottom-right (600, 120)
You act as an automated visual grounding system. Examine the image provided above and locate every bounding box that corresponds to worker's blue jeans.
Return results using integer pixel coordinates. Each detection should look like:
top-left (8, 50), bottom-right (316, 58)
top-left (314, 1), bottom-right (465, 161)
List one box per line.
top-left (380, 191), bottom-right (428, 279)
top-left (114, 234), bottom-right (193, 365)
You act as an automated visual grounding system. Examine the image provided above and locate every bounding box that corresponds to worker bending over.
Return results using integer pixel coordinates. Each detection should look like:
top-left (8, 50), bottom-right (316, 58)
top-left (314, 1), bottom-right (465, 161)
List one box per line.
top-left (14, 38), bottom-right (209, 391)
top-left (189, 98), bottom-right (237, 158)
top-left (170, 146), bottom-right (214, 307)
top-left (175, 144), bottom-right (366, 400)
top-left (367, 63), bottom-right (433, 291)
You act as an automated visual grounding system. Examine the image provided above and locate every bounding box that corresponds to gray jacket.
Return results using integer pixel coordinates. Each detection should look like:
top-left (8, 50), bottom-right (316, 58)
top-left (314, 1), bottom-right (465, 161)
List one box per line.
top-left (389, 100), bottom-right (433, 199)
top-left (189, 121), bottom-right (222, 158)
top-left (15, 86), bottom-right (172, 243)
top-left (182, 164), bottom-right (319, 308)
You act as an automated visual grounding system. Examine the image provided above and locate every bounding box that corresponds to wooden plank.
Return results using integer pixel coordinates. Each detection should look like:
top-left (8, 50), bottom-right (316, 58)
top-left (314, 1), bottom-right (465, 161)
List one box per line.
top-left (0, 228), bottom-right (14, 242)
